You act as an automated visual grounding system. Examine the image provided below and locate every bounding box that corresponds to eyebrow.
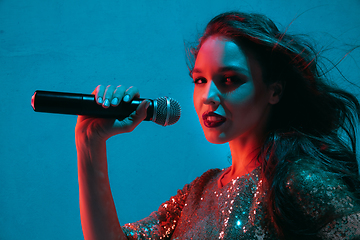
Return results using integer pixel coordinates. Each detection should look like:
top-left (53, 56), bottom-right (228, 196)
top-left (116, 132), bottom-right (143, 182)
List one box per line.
top-left (192, 66), bottom-right (249, 75)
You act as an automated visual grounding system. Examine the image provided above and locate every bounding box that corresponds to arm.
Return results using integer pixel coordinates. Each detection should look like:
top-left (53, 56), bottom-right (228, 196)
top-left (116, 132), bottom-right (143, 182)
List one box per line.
top-left (76, 135), bottom-right (126, 240)
top-left (75, 85), bottom-right (150, 240)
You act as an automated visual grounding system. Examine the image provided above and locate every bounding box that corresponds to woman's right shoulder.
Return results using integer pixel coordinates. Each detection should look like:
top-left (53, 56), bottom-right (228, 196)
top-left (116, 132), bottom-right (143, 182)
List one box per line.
top-left (200, 168), bottom-right (223, 179)
top-left (181, 168), bottom-right (223, 194)
top-left (188, 168), bottom-right (223, 187)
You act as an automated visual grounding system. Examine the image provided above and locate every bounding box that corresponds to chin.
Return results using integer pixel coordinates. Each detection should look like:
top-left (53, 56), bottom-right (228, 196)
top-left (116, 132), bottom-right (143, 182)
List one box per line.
top-left (204, 132), bottom-right (230, 144)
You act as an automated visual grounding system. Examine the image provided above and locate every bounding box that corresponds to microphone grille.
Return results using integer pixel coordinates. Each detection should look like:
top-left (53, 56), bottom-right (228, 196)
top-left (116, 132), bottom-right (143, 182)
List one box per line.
top-left (153, 97), bottom-right (181, 126)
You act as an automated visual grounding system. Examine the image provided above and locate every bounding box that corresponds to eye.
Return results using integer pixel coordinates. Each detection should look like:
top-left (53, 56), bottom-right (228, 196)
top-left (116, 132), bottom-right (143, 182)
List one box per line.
top-left (193, 77), bottom-right (207, 84)
top-left (224, 77), bottom-right (234, 85)
top-left (222, 76), bottom-right (241, 85)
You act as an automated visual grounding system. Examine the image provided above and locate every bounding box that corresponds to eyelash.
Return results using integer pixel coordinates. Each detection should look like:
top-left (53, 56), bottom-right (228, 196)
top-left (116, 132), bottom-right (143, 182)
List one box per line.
top-left (192, 77), bottom-right (206, 84)
top-left (193, 76), bottom-right (243, 85)
top-left (224, 76), bottom-right (237, 85)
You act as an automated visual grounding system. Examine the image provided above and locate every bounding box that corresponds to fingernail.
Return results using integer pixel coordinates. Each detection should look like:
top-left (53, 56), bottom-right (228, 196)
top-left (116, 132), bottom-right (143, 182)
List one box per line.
top-left (123, 95), bottom-right (130, 102)
top-left (146, 101), bottom-right (150, 109)
top-left (103, 99), bottom-right (110, 107)
top-left (111, 98), bottom-right (119, 105)
top-left (98, 97), bottom-right (103, 104)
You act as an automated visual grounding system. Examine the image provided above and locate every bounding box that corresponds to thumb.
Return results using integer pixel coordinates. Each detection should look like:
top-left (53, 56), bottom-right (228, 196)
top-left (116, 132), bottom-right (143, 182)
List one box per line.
top-left (129, 100), bottom-right (151, 124)
top-left (112, 100), bottom-right (150, 133)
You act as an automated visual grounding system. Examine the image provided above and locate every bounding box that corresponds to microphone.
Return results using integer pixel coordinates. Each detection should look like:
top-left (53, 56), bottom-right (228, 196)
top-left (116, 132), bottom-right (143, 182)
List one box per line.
top-left (31, 90), bottom-right (181, 126)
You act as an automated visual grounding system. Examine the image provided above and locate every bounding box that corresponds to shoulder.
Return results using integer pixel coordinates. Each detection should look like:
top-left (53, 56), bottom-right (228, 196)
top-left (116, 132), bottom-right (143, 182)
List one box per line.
top-left (173, 168), bottom-right (222, 196)
top-left (286, 159), bottom-right (351, 193)
top-left (154, 168), bottom-right (222, 217)
top-left (286, 159), bottom-right (341, 193)
top-left (285, 159), bottom-right (359, 218)
top-left (186, 168), bottom-right (222, 190)
top-left (277, 159), bottom-right (360, 238)
top-left (198, 168), bottom-right (223, 181)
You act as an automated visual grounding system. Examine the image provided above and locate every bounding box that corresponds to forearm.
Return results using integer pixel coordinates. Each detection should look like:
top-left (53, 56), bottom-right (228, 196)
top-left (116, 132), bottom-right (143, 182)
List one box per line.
top-left (76, 135), bottom-right (127, 240)
top-left (74, 85), bottom-right (148, 239)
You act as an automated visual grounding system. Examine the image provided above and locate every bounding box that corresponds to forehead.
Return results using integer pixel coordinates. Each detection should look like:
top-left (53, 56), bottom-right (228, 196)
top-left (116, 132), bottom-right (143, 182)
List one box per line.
top-left (194, 35), bottom-right (248, 70)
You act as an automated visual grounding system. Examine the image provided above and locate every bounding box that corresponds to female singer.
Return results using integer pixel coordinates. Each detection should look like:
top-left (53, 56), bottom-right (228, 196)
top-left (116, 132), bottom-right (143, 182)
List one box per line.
top-left (75, 12), bottom-right (360, 239)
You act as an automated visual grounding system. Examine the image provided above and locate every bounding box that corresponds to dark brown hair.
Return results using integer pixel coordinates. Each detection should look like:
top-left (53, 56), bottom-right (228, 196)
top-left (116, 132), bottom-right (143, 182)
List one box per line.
top-left (188, 12), bottom-right (360, 238)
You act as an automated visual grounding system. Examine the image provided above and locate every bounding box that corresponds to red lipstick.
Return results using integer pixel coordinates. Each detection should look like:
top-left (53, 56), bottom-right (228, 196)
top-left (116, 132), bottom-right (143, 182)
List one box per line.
top-left (202, 112), bottom-right (226, 128)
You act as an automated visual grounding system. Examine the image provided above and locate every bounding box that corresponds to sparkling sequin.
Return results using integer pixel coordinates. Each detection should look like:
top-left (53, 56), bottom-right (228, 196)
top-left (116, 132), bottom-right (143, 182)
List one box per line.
top-left (122, 160), bottom-right (360, 239)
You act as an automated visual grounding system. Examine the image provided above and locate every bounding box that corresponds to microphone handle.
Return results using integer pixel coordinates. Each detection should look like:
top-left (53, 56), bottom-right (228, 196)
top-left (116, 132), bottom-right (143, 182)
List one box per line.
top-left (31, 90), bottom-right (154, 121)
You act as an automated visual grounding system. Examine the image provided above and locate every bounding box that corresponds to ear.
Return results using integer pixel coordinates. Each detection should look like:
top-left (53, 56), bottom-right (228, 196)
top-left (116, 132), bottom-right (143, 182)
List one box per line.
top-left (268, 81), bottom-right (284, 105)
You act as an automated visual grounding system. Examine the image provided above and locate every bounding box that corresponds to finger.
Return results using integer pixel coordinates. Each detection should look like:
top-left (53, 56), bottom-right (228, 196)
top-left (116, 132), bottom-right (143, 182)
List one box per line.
top-left (95, 85), bottom-right (106, 105)
top-left (111, 85), bottom-right (127, 106)
top-left (113, 100), bottom-right (150, 133)
top-left (103, 85), bottom-right (116, 108)
top-left (123, 86), bottom-right (140, 103)
top-left (129, 100), bottom-right (150, 125)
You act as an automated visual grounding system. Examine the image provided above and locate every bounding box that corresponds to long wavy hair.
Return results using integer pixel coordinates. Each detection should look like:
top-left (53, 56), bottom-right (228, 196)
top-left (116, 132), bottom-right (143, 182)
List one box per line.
top-left (187, 12), bottom-right (360, 238)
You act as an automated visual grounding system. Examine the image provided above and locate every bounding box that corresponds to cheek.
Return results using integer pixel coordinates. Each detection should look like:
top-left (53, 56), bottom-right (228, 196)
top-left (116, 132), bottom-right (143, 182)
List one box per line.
top-left (229, 87), bottom-right (270, 127)
top-left (193, 89), bottom-right (202, 115)
top-left (225, 83), bottom-right (255, 109)
top-left (224, 84), bottom-right (270, 127)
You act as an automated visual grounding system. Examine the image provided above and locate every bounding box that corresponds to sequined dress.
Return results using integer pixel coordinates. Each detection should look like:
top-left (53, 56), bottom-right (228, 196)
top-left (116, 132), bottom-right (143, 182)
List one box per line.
top-left (122, 159), bottom-right (360, 239)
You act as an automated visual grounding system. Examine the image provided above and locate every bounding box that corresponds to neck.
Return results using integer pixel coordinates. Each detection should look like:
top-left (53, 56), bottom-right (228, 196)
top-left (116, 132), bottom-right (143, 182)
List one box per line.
top-left (227, 131), bottom-right (264, 179)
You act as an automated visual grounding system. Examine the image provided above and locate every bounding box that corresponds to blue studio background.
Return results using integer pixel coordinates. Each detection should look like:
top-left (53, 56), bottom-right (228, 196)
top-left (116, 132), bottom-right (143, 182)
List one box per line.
top-left (1, 0), bottom-right (359, 239)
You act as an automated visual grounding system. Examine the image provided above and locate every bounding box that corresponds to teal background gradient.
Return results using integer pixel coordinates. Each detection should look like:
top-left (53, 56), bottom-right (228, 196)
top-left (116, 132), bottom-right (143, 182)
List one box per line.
top-left (1, 0), bottom-right (359, 239)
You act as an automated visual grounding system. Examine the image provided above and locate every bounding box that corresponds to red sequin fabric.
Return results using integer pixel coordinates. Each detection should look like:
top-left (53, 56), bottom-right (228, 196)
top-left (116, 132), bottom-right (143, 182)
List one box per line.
top-left (122, 160), bottom-right (360, 239)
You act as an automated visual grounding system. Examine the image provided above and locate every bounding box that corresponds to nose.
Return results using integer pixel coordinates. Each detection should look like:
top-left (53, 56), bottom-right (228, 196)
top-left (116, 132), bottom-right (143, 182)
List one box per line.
top-left (203, 80), bottom-right (220, 107)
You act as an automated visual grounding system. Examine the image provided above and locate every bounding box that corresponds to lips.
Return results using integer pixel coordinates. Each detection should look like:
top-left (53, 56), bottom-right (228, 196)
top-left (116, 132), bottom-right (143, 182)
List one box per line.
top-left (202, 112), bottom-right (227, 128)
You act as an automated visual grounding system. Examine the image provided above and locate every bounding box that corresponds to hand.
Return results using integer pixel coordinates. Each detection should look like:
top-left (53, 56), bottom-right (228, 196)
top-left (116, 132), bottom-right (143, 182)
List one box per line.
top-left (75, 85), bottom-right (150, 141)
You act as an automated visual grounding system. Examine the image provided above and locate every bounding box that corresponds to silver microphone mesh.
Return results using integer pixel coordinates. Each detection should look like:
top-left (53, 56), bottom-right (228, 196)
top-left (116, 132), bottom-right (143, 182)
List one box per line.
top-left (153, 97), bottom-right (181, 126)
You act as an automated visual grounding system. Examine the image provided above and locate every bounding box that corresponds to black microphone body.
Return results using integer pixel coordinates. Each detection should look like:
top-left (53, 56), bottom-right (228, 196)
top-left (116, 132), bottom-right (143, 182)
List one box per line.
top-left (31, 90), bottom-right (181, 126)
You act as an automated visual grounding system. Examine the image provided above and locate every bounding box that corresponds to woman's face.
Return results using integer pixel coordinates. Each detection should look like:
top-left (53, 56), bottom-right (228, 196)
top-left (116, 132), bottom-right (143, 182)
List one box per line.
top-left (193, 35), bottom-right (277, 144)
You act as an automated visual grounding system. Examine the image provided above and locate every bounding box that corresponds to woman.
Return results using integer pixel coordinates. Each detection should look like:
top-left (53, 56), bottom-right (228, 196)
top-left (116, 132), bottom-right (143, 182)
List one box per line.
top-left (75, 12), bottom-right (360, 239)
